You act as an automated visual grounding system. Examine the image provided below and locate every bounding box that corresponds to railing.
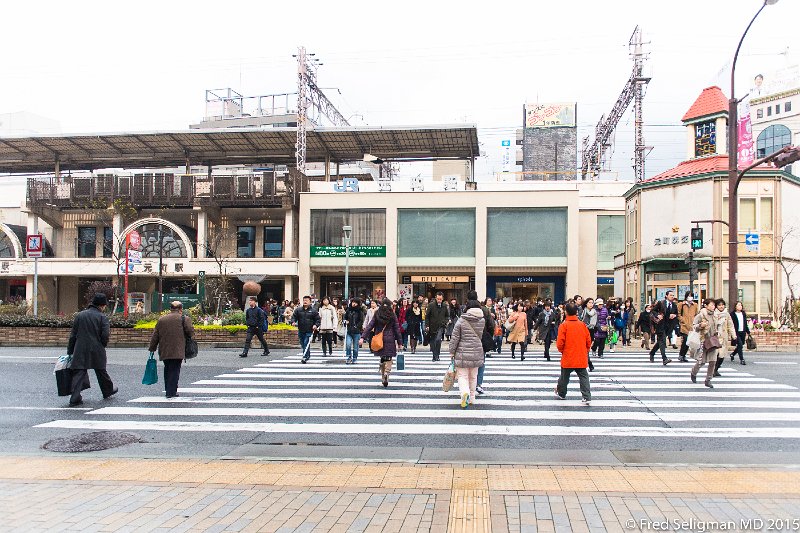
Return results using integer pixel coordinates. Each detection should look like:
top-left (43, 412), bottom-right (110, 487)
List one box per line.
top-left (27, 172), bottom-right (308, 209)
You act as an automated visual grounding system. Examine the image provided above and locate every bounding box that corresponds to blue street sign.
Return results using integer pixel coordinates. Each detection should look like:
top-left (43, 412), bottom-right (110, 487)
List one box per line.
top-left (501, 140), bottom-right (511, 147)
top-left (745, 233), bottom-right (759, 246)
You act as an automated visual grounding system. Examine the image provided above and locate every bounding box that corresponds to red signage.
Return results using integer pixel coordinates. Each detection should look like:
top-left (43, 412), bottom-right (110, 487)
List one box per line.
top-left (26, 234), bottom-right (43, 258)
top-left (128, 230), bottom-right (141, 249)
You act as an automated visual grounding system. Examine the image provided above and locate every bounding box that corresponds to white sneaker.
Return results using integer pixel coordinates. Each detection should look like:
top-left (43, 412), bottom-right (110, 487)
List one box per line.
top-left (610, 347), bottom-right (615, 353)
top-left (476, 386), bottom-right (485, 395)
top-left (581, 398), bottom-right (591, 406)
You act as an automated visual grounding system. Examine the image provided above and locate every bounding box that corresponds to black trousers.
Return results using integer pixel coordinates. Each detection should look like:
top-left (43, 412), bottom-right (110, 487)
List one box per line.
top-left (242, 326), bottom-right (269, 354)
top-left (430, 327), bottom-right (445, 358)
top-left (70, 368), bottom-right (114, 404)
top-left (591, 337), bottom-right (605, 357)
top-left (163, 359), bottom-right (182, 397)
top-left (321, 331), bottom-right (334, 354)
top-left (649, 331), bottom-right (668, 361)
top-left (542, 331), bottom-right (553, 359)
top-left (679, 332), bottom-right (690, 358)
top-left (731, 331), bottom-right (746, 361)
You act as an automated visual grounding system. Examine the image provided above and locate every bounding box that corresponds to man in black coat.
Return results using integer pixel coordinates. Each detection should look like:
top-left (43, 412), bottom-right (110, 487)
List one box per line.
top-left (648, 290), bottom-right (676, 366)
top-left (239, 297), bottom-right (270, 358)
top-left (293, 295), bottom-right (321, 363)
top-left (425, 292), bottom-right (450, 361)
top-left (67, 294), bottom-right (117, 407)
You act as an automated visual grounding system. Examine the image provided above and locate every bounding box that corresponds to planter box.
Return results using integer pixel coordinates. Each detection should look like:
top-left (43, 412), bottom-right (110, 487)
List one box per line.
top-left (750, 330), bottom-right (800, 352)
top-left (0, 326), bottom-right (300, 348)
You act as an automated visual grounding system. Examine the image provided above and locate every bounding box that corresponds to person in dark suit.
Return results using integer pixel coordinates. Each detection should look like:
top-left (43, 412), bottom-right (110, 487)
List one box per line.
top-left (239, 297), bottom-right (270, 357)
top-left (67, 293), bottom-right (117, 407)
top-left (648, 290), bottom-right (676, 366)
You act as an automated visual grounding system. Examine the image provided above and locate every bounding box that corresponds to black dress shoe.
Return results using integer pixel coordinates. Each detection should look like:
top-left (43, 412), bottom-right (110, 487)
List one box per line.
top-left (68, 399), bottom-right (83, 407)
top-left (690, 374), bottom-right (696, 383)
top-left (103, 387), bottom-right (118, 399)
top-left (261, 351), bottom-right (270, 356)
top-left (704, 379), bottom-right (714, 389)
top-left (663, 358), bottom-right (672, 366)
top-left (166, 393), bottom-right (180, 398)
top-left (740, 360), bottom-right (747, 365)
top-left (679, 357), bottom-right (688, 363)
top-left (239, 353), bottom-right (248, 357)
top-left (713, 372), bottom-right (722, 377)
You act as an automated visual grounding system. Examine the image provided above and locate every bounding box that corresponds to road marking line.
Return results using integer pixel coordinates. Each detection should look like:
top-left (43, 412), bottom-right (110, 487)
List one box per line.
top-left (35, 419), bottom-right (800, 438)
top-left (0, 406), bottom-right (92, 411)
top-left (220, 373), bottom-right (770, 383)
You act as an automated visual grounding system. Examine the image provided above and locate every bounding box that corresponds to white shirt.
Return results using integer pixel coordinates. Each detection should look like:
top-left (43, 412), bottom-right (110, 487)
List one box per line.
top-left (735, 312), bottom-right (745, 332)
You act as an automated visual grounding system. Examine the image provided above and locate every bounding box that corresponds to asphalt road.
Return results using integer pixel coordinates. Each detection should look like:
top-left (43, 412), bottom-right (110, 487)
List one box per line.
top-left (1, 343), bottom-right (800, 465)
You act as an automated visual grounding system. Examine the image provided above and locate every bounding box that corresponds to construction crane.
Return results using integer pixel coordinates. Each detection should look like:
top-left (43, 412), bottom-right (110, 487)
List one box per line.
top-left (581, 26), bottom-right (651, 181)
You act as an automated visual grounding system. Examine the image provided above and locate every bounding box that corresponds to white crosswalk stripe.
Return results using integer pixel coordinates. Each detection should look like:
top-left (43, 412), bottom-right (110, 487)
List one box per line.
top-left (37, 350), bottom-right (800, 442)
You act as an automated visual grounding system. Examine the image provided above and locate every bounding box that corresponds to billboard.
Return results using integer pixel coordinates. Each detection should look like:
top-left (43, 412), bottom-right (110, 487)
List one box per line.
top-left (525, 103), bottom-right (576, 128)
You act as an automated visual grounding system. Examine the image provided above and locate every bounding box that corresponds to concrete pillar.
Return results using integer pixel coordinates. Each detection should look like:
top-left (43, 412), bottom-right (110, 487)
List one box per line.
top-left (26, 212), bottom-right (39, 235)
top-left (196, 210), bottom-right (208, 258)
top-left (284, 208), bottom-right (294, 258)
top-left (385, 206), bottom-right (398, 299)
top-left (475, 204), bottom-right (487, 299)
top-left (298, 203), bottom-right (310, 298)
top-left (566, 197), bottom-right (580, 300)
top-left (112, 212), bottom-right (124, 251)
top-left (284, 276), bottom-right (293, 302)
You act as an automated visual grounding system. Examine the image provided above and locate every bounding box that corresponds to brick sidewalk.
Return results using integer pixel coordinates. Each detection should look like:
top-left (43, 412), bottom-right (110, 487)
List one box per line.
top-left (2, 457), bottom-right (799, 532)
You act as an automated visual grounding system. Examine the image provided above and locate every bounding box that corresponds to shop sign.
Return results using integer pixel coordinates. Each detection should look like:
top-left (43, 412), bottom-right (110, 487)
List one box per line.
top-left (311, 246), bottom-right (386, 258)
top-left (597, 277), bottom-right (614, 285)
top-left (411, 275), bottom-right (469, 283)
top-left (654, 235), bottom-right (689, 246)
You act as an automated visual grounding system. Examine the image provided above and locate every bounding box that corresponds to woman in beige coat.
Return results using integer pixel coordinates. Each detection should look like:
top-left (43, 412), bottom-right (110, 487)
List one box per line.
top-left (712, 298), bottom-right (737, 377)
top-left (506, 303), bottom-right (529, 361)
top-left (690, 298), bottom-right (719, 388)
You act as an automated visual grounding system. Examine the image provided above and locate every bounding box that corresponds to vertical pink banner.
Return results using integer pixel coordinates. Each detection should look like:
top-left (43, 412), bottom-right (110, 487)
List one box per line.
top-left (737, 97), bottom-right (754, 169)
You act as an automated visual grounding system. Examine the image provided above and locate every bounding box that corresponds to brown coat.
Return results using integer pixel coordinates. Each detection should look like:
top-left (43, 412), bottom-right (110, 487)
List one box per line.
top-left (148, 311), bottom-right (194, 361)
top-left (678, 301), bottom-right (698, 334)
top-left (506, 311), bottom-right (528, 343)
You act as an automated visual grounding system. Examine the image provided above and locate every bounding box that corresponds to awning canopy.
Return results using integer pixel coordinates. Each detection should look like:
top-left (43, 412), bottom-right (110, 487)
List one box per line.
top-left (0, 125), bottom-right (479, 173)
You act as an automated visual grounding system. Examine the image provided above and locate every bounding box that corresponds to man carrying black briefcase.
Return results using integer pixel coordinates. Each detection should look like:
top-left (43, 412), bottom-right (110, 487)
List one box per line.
top-left (66, 294), bottom-right (117, 407)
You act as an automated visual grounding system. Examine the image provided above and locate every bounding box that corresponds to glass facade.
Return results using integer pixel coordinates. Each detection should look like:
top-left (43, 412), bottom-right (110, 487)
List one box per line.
top-left (263, 226), bottom-right (283, 258)
top-left (311, 209), bottom-right (385, 247)
top-left (756, 124), bottom-right (791, 158)
top-left (102, 227), bottom-right (113, 258)
top-left (398, 209), bottom-right (475, 257)
top-left (486, 208), bottom-right (566, 258)
top-left (138, 223), bottom-right (189, 258)
top-left (597, 215), bottom-right (625, 268)
top-left (237, 226), bottom-right (256, 258)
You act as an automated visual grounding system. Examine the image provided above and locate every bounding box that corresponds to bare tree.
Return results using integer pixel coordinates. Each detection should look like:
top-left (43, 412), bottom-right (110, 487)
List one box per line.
top-left (201, 224), bottom-right (241, 316)
top-left (775, 225), bottom-right (800, 327)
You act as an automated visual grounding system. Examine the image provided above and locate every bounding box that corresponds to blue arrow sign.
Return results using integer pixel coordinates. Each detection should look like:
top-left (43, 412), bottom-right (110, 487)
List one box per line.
top-left (745, 233), bottom-right (759, 245)
top-left (501, 140), bottom-right (511, 147)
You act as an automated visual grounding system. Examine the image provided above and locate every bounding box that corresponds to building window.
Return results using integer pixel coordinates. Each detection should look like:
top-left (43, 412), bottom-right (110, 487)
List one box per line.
top-left (767, 106), bottom-right (772, 116)
top-left (786, 101), bottom-right (792, 112)
top-left (760, 280), bottom-right (773, 317)
top-left (756, 124), bottom-right (791, 158)
top-left (487, 208), bottom-right (567, 258)
top-left (775, 104), bottom-right (781, 114)
top-left (311, 209), bottom-right (385, 246)
top-left (263, 226), bottom-right (283, 258)
top-left (102, 227), bottom-right (113, 258)
top-left (760, 197), bottom-right (773, 231)
top-left (236, 226), bottom-right (256, 258)
top-left (398, 209), bottom-right (475, 257)
top-left (756, 108), bottom-right (763, 119)
top-left (77, 227), bottom-right (97, 258)
top-left (694, 120), bottom-right (716, 157)
top-left (597, 215), bottom-right (625, 267)
top-left (739, 198), bottom-right (756, 232)
top-left (138, 223), bottom-right (190, 258)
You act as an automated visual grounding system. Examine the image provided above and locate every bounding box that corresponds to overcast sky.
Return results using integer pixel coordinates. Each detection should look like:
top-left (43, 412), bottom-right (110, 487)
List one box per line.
top-left (0, 0), bottom-right (797, 195)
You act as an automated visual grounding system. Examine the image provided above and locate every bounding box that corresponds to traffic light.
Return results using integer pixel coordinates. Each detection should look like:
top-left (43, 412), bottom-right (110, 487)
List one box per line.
top-left (773, 146), bottom-right (800, 168)
top-left (691, 227), bottom-right (703, 250)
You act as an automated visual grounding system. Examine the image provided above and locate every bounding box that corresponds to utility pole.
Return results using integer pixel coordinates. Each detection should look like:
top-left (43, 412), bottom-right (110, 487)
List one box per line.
top-left (631, 26), bottom-right (650, 183)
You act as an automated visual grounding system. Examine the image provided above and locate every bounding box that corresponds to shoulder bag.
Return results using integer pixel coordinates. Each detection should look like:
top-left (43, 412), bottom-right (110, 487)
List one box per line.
top-left (746, 334), bottom-right (757, 350)
top-left (182, 314), bottom-right (198, 359)
top-left (370, 324), bottom-right (386, 352)
top-left (702, 334), bottom-right (722, 352)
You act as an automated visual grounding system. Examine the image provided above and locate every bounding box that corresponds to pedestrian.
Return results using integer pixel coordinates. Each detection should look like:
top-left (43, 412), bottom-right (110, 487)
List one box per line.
top-left (493, 301), bottom-right (506, 355)
top-left (555, 302), bottom-right (593, 406)
top-left (677, 292), bottom-right (698, 362)
top-left (292, 295), bottom-right (321, 363)
top-left (729, 301), bottom-right (750, 365)
top-left (580, 298), bottom-right (596, 372)
top-left (239, 297), bottom-right (270, 358)
top-left (648, 291), bottom-right (676, 365)
top-left (691, 298), bottom-right (721, 388)
top-left (475, 293), bottom-right (496, 395)
top-left (148, 300), bottom-right (194, 398)
top-left (283, 302), bottom-right (294, 324)
top-left (360, 297), bottom-right (403, 387)
top-left (331, 297), bottom-right (342, 348)
top-left (365, 299), bottom-right (378, 330)
top-left (637, 303), bottom-right (652, 350)
top-left (343, 298), bottom-right (365, 364)
top-left (66, 293), bottom-right (117, 407)
top-left (450, 297), bottom-right (486, 408)
top-left (534, 299), bottom-right (559, 361)
top-left (398, 299), bottom-right (410, 351)
top-left (406, 300), bottom-right (423, 354)
top-left (506, 303), bottom-right (528, 360)
top-left (591, 298), bottom-right (609, 358)
top-left (713, 299), bottom-right (737, 377)
top-left (446, 297), bottom-right (461, 341)
top-left (425, 292), bottom-right (450, 362)
top-left (318, 296), bottom-right (338, 357)
top-left (608, 300), bottom-right (621, 353)
top-left (624, 298), bottom-right (637, 345)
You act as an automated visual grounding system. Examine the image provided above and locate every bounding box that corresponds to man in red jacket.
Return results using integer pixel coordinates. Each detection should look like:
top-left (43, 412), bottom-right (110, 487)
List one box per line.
top-left (555, 302), bottom-right (593, 406)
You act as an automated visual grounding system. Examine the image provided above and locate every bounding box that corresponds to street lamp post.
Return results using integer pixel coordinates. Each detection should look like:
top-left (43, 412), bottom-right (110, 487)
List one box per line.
top-left (343, 225), bottom-right (352, 302)
top-left (728, 0), bottom-right (778, 307)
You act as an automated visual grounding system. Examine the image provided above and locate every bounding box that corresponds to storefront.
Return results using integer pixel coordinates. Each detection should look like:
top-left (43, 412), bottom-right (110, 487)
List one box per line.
top-left (403, 275), bottom-right (473, 303)
top-left (320, 276), bottom-right (386, 302)
top-left (486, 276), bottom-right (564, 305)
top-left (0, 278), bottom-right (25, 302)
top-left (643, 259), bottom-right (710, 305)
top-left (596, 277), bottom-right (615, 300)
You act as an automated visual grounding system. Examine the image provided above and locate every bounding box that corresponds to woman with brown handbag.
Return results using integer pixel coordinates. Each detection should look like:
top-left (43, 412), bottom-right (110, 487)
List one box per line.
top-left (690, 298), bottom-right (721, 388)
top-left (360, 298), bottom-right (403, 387)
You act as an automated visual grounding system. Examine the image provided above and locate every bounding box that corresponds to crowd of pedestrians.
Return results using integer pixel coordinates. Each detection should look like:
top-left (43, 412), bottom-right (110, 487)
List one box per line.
top-left (62, 289), bottom-right (756, 408)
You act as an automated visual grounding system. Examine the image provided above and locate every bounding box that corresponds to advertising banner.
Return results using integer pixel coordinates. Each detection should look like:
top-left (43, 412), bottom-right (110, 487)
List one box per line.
top-left (737, 96), bottom-right (754, 169)
top-left (311, 246), bottom-right (386, 258)
top-left (525, 103), bottom-right (576, 128)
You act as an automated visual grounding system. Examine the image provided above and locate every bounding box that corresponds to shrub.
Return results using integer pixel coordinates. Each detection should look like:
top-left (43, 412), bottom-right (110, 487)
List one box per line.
top-left (221, 310), bottom-right (245, 326)
top-left (0, 312), bottom-right (136, 328)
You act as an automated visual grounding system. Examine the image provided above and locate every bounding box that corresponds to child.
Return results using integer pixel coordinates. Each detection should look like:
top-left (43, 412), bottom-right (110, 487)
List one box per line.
top-left (555, 302), bottom-right (593, 406)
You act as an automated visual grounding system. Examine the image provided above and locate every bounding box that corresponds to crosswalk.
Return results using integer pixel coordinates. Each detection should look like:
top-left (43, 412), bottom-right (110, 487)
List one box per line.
top-left (37, 349), bottom-right (800, 443)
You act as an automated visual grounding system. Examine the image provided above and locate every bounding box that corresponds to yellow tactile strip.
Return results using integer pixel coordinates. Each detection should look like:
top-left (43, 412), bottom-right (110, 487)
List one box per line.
top-left (449, 489), bottom-right (491, 533)
top-left (2, 456), bottom-right (800, 495)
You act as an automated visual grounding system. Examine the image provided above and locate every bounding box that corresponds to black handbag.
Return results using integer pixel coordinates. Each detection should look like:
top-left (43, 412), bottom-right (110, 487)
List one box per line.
top-left (182, 315), bottom-right (198, 359)
top-left (746, 334), bottom-right (757, 350)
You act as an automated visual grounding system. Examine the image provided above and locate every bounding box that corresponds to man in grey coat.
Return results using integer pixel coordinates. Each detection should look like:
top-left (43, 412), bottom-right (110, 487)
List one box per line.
top-left (67, 294), bottom-right (117, 407)
top-left (148, 301), bottom-right (194, 398)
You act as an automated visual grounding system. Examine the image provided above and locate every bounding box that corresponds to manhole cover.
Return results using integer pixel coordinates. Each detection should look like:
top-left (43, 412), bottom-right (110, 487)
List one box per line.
top-left (42, 431), bottom-right (143, 453)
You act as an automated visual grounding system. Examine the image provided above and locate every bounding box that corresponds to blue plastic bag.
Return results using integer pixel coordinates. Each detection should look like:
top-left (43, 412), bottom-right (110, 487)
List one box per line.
top-left (142, 352), bottom-right (158, 385)
top-left (397, 352), bottom-right (405, 371)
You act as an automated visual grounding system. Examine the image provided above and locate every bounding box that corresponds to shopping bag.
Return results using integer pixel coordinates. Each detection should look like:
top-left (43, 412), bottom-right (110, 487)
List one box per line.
top-left (397, 352), bottom-right (405, 371)
top-left (607, 329), bottom-right (618, 345)
top-left (442, 360), bottom-right (456, 392)
top-left (53, 354), bottom-right (71, 373)
top-left (687, 330), bottom-right (702, 358)
top-left (746, 334), bottom-right (757, 350)
top-left (142, 352), bottom-right (158, 385)
top-left (55, 368), bottom-right (72, 396)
